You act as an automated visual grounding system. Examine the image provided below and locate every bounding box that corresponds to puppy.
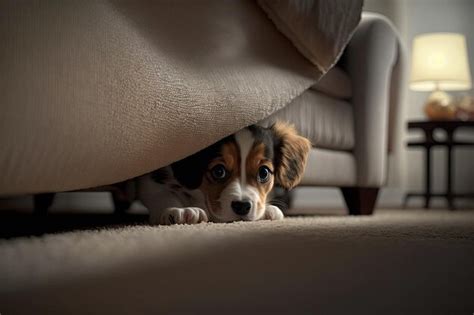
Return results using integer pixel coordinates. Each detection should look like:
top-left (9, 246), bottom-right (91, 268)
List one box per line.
top-left (138, 122), bottom-right (311, 225)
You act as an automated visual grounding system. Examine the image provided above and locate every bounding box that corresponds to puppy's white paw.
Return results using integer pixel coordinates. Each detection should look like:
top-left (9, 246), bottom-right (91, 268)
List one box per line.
top-left (263, 205), bottom-right (284, 220)
top-left (159, 207), bottom-right (208, 225)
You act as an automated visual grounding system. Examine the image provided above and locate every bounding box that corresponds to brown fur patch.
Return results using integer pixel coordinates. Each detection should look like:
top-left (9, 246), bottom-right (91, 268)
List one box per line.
top-left (271, 121), bottom-right (312, 190)
top-left (246, 143), bottom-right (274, 216)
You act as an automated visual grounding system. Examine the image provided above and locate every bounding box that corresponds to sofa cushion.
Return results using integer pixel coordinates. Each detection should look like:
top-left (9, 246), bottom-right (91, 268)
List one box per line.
top-left (261, 89), bottom-right (354, 151)
top-left (311, 66), bottom-right (352, 99)
top-left (258, 0), bottom-right (363, 73)
top-left (300, 147), bottom-right (357, 186)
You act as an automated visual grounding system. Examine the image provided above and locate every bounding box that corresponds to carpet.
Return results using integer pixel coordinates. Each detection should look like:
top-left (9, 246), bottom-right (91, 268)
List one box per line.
top-left (1, 209), bottom-right (473, 314)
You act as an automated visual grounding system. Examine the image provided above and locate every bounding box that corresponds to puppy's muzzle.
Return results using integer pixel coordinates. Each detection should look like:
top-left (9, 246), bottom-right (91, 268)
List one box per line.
top-left (231, 200), bottom-right (252, 216)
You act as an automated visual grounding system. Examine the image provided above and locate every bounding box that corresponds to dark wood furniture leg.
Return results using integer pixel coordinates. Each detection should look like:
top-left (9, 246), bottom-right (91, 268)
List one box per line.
top-left (340, 187), bottom-right (379, 215)
top-left (33, 193), bottom-right (55, 215)
top-left (446, 129), bottom-right (455, 210)
top-left (424, 144), bottom-right (432, 209)
top-left (422, 127), bottom-right (434, 209)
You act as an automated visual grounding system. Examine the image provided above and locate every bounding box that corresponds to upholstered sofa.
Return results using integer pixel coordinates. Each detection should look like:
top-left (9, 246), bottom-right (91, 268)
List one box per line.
top-left (0, 2), bottom-right (404, 216)
top-left (28, 12), bottom-right (405, 216)
top-left (265, 12), bottom-right (405, 214)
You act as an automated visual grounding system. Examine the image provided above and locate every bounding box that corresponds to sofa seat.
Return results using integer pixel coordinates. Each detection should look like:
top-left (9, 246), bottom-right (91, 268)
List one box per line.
top-left (264, 89), bottom-right (354, 151)
top-left (311, 66), bottom-right (352, 100)
top-left (300, 148), bottom-right (357, 186)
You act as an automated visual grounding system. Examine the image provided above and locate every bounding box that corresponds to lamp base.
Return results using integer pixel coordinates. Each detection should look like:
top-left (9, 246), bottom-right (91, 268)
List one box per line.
top-left (424, 90), bottom-right (456, 120)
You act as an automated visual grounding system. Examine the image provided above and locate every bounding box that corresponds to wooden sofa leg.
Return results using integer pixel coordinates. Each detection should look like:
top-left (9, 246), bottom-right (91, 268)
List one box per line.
top-left (340, 187), bottom-right (379, 215)
top-left (33, 193), bottom-right (55, 215)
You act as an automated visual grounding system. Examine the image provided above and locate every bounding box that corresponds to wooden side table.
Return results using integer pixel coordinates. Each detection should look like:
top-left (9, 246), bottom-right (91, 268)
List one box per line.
top-left (404, 120), bottom-right (474, 209)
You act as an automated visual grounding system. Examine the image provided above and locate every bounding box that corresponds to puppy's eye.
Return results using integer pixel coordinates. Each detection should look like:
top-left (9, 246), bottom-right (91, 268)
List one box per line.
top-left (211, 164), bottom-right (227, 181)
top-left (257, 166), bottom-right (272, 183)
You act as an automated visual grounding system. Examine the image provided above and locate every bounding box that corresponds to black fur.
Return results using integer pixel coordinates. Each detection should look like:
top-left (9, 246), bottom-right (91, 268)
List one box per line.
top-left (248, 125), bottom-right (275, 160)
top-left (171, 135), bottom-right (233, 190)
top-left (150, 168), bottom-right (170, 184)
top-left (170, 125), bottom-right (289, 190)
top-left (270, 125), bottom-right (285, 180)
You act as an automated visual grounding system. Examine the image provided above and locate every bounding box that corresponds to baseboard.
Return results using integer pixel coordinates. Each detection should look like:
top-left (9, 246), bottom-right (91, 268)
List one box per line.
top-left (292, 187), bottom-right (406, 209)
top-left (2, 187), bottom-right (470, 214)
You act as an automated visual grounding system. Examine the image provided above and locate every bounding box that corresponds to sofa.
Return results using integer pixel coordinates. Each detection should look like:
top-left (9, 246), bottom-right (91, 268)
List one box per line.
top-left (265, 12), bottom-right (406, 215)
top-left (0, 2), bottom-right (404, 216)
top-left (28, 12), bottom-right (405, 216)
top-left (0, 0), bottom-right (363, 199)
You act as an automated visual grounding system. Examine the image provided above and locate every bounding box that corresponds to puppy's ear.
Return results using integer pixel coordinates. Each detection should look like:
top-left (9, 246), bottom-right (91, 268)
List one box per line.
top-left (271, 121), bottom-right (311, 190)
top-left (171, 151), bottom-right (207, 190)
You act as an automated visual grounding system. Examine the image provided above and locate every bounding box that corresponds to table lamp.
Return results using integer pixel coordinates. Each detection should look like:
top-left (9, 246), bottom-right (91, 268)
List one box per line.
top-left (410, 33), bottom-right (472, 120)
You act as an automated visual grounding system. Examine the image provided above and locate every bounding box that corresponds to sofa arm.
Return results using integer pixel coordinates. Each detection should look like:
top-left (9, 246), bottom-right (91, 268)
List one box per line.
top-left (344, 13), bottom-right (403, 187)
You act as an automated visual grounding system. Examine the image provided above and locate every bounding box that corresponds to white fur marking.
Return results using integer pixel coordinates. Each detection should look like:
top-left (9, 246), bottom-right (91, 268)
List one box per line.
top-left (217, 179), bottom-right (261, 222)
top-left (160, 207), bottom-right (208, 225)
top-left (235, 128), bottom-right (254, 191)
top-left (264, 205), bottom-right (284, 220)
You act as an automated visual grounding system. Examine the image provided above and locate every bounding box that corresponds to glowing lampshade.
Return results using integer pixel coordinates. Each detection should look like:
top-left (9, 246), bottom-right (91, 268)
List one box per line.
top-left (410, 33), bottom-right (472, 91)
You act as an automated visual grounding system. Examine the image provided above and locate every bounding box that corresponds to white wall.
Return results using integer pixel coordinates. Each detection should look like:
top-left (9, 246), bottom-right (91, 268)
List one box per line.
top-left (293, 0), bottom-right (474, 210)
top-left (365, 0), bottom-right (474, 208)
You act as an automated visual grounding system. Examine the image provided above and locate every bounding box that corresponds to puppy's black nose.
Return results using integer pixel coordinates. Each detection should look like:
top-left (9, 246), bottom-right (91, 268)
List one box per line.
top-left (231, 200), bottom-right (252, 216)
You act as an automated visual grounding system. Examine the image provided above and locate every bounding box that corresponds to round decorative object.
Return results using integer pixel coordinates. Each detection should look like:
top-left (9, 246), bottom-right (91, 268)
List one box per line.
top-left (454, 95), bottom-right (474, 121)
top-left (424, 90), bottom-right (456, 120)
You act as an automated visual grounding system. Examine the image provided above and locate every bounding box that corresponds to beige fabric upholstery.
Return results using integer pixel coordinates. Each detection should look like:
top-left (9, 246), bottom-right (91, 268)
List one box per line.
top-left (388, 40), bottom-right (408, 155)
top-left (0, 0), bottom-right (361, 196)
top-left (300, 148), bottom-right (357, 186)
top-left (258, 0), bottom-right (363, 72)
top-left (345, 13), bottom-right (402, 187)
top-left (264, 13), bottom-right (405, 188)
top-left (311, 67), bottom-right (352, 99)
top-left (262, 90), bottom-right (354, 151)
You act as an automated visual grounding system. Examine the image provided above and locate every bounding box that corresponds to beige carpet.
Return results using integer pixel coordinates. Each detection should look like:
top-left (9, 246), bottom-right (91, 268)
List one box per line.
top-left (1, 209), bottom-right (474, 314)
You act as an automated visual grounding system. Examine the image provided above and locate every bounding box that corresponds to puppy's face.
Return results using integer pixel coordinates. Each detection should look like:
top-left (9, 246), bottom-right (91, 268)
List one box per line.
top-left (200, 127), bottom-right (275, 222)
top-left (172, 122), bottom-right (311, 222)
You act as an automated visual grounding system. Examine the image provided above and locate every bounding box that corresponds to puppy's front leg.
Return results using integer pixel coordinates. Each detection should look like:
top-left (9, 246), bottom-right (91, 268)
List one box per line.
top-left (138, 174), bottom-right (208, 225)
top-left (142, 191), bottom-right (208, 225)
top-left (263, 205), bottom-right (284, 220)
top-left (159, 207), bottom-right (208, 225)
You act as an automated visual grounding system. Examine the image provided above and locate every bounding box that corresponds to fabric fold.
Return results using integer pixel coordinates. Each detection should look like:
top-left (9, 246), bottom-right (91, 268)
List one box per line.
top-left (0, 0), bottom-right (361, 195)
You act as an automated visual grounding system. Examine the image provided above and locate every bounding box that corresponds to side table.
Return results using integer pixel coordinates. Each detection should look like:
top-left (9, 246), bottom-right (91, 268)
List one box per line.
top-left (404, 120), bottom-right (474, 209)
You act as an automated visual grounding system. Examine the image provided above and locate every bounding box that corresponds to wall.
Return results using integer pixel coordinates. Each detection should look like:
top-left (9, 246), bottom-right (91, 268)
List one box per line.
top-left (294, 0), bottom-right (474, 210)
top-left (362, 0), bottom-right (474, 208)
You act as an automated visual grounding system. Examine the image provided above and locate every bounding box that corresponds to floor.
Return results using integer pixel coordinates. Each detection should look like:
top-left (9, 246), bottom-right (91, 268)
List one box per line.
top-left (0, 208), bottom-right (473, 314)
